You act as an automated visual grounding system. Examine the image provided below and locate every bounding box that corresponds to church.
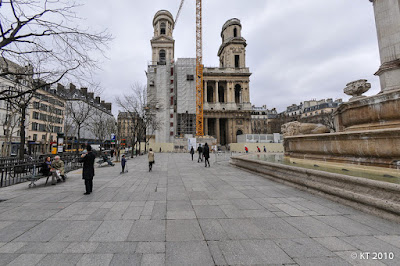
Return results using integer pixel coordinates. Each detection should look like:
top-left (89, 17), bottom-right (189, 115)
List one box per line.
top-left (146, 10), bottom-right (252, 145)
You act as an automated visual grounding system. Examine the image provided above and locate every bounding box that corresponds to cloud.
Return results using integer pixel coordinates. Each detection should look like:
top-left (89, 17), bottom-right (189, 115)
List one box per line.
top-left (76, 0), bottom-right (381, 114)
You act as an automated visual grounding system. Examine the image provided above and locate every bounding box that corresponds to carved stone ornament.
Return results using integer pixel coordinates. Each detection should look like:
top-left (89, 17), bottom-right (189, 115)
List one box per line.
top-left (344, 79), bottom-right (371, 101)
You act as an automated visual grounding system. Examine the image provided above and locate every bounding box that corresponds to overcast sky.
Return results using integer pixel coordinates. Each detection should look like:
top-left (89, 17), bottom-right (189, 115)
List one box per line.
top-left (78, 0), bottom-right (380, 115)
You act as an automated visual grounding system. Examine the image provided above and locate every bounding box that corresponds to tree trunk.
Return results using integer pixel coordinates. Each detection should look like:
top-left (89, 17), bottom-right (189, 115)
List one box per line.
top-left (77, 126), bottom-right (81, 155)
top-left (19, 104), bottom-right (26, 160)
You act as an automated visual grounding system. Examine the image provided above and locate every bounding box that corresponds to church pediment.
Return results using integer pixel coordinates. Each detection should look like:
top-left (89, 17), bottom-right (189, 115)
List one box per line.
top-left (151, 36), bottom-right (174, 43)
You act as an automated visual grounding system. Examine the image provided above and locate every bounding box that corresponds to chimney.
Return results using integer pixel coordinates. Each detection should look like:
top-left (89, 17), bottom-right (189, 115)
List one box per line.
top-left (87, 92), bottom-right (94, 99)
top-left (104, 103), bottom-right (112, 111)
top-left (69, 83), bottom-right (76, 91)
top-left (81, 87), bottom-right (88, 96)
top-left (95, 97), bottom-right (100, 104)
top-left (101, 100), bottom-right (105, 105)
top-left (57, 83), bottom-right (65, 94)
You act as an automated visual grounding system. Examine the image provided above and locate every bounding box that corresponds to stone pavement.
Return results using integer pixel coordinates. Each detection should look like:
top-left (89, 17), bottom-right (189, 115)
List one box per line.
top-left (0, 153), bottom-right (399, 266)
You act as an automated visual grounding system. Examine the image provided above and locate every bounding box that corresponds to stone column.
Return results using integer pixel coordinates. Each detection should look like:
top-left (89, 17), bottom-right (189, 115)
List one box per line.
top-left (370, 0), bottom-right (400, 92)
top-left (215, 81), bottom-right (219, 103)
top-left (216, 118), bottom-right (220, 144)
top-left (204, 118), bottom-right (208, 136)
top-left (227, 81), bottom-right (232, 102)
top-left (225, 82), bottom-right (228, 103)
top-left (204, 81), bottom-right (208, 102)
top-left (227, 119), bottom-right (233, 144)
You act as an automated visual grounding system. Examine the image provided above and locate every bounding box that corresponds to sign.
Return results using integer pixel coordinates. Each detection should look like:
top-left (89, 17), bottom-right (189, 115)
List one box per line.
top-left (111, 133), bottom-right (116, 143)
top-left (57, 133), bottom-right (64, 153)
top-left (188, 138), bottom-right (196, 151)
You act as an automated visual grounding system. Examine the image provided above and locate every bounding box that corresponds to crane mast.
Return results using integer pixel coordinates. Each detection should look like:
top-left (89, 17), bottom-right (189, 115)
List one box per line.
top-left (195, 0), bottom-right (204, 136)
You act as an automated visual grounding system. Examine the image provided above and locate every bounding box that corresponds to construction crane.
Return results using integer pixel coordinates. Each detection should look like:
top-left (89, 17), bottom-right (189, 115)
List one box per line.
top-left (174, 0), bottom-right (204, 136)
top-left (195, 0), bottom-right (204, 136)
top-left (174, 0), bottom-right (185, 28)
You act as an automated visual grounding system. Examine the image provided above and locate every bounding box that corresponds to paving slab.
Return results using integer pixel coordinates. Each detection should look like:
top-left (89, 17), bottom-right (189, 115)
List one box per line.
top-left (36, 254), bottom-right (83, 266)
top-left (7, 254), bottom-right (46, 266)
top-left (89, 221), bottom-right (133, 242)
top-left (166, 220), bottom-right (204, 241)
top-left (127, 220), bottom-right (165, 242)
top-left (0, 153), bottom-right (398, 265)
top-left (135, 242), bottom-right (165, 254)
top-left (166, 241), bottom-right (214, 266)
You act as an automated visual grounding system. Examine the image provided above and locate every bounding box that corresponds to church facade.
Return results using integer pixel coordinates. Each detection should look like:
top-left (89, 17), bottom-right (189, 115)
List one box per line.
top-left (147, 11), bottom-right (252, 145)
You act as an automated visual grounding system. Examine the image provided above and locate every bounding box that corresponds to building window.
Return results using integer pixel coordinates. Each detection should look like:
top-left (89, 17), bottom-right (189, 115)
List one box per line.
top-left (33, 134), bottom-right (37, 141)
top-left (42, 134), bottom-right (46, 140)
top-left (170, 114), bottom-right (173, 118)
top-left (235, 55), bottom-right (240, 68)
top-left (160, 22), bottom-right (166, 35)
top-left (170, 67), bottom-right (174, 76)
top-left (33, 112), bottom-right (39, 119)
top-left (234, 84), bottom-right (242, 104)
top-left (170, 131), bottom-right (174, 136)
top-left (159, 49), bottom-right (166, 64)
top-left (170, 80), bottom-right (174, 84)
top-left (170, 88), bottom-right (173, 93)
top-left (170, 122), bottom-right (173, 127)
top-left (170, 96), bottom-right (174, 105)
top-left (187, 75), bottom-right (194, 81)
top-left (32, 122), bottom-right (38, 131)
top-left (234, 27), bottom-right (237, 37)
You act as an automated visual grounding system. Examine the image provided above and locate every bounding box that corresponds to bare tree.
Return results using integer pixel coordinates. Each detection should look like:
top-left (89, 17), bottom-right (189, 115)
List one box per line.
top-left (0, 98), bottom-right (19, 156)
top-left (116, 83), bottom-right (162, 156)
top-left (91, 111), bottom-right (116, 148)
top-left (6, 82), bottom-right (34, 159)
top-left (0, 0), bottom-right (111, 101)
top-left (65, 99), bottom-right (93, 153)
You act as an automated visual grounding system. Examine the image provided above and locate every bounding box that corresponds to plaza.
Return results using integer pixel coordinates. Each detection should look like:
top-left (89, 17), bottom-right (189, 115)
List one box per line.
top-left (0, 153), bottom-right (398, 265)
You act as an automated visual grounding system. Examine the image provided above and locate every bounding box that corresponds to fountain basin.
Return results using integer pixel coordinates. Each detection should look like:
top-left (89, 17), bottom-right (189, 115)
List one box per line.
top-left (230, 154), bottom-right (400, 223)
top-left (284, 128), bottom-right (400, 167)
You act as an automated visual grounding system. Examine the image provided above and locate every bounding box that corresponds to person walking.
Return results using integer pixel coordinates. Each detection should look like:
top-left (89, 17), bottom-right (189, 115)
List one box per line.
top-left (257, 146), bottom-right (261, 152)
top-left (263, 146), bottom-right (267, 153)
top-left (148, 148), bottom-right (155, 172)
top-left (79, 144), bottom-right (96, 195)
top-left (51, 155), bottom-right (65, 184)
top-left (121, 154), bottom-right (127, 173)
top-left (190, 146), bottom-right (195, 161)
top-left (245, 145), bottom-right (248, 153)
top-left (197, 144), bottom-right (203, 163)
top-left (203, 143), bottom-right (210, 167)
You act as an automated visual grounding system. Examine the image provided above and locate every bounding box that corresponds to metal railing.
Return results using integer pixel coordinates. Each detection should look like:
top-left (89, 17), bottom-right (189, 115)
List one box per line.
top-left (0, 154), bottom-right (82, 187)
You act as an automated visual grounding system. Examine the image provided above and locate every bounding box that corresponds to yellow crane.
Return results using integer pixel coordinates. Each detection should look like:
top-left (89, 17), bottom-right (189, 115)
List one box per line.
top-left (175, 0), bottom-right (204, 136)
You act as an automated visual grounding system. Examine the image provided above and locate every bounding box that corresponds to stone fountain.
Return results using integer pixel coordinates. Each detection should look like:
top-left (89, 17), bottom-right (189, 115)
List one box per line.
top-left (284, 0), bottom-right (400, 168)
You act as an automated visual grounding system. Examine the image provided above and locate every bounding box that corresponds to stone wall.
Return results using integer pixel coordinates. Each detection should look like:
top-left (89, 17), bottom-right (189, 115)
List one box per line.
top-left (284, 128), bottom-right (400, 167)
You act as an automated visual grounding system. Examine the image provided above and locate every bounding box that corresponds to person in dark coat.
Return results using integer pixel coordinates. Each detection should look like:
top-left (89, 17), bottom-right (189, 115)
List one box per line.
top-left (203, 143), bottom-right (210, 167)
top-left (197, 144), bottom-right (203, 163)
top-left (121, 154), bottom-right (127, 173)
top-left (190, 146), bottom-right (195, 161)
top-left (79, 144), bottom-right (95, 195)
top-left (40, 156), bottom-right (51, 176)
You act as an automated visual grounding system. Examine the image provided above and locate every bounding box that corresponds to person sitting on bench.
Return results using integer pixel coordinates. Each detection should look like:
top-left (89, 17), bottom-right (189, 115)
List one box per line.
top-left (40, 157), bottom-right (52, 176)
top-left (51, 156), bottom-right (65, 184)
top-left (102, 152), bottom-right (114, 166)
